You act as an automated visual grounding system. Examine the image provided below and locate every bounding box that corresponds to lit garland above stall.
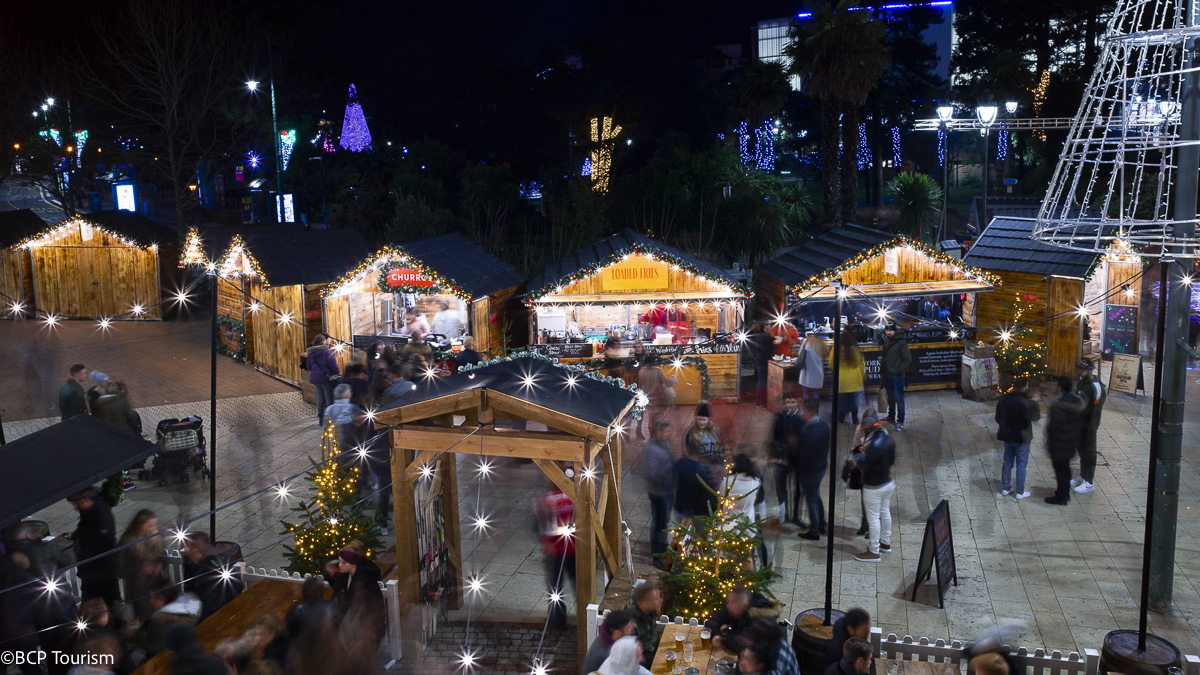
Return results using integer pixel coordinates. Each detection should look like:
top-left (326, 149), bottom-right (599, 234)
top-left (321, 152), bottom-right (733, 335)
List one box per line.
top-left (180, 228), bottom-right (208, 267)
top-left (526, 246), bottom-right (750, 305)
top-left (279, 129), bottom-right (297, 171)
top-left (789, 236), bottom-right (1000, 296)
top-left (216, 234), bottom-right (270, 286)
top-left (321, 246), bottom-right (474, 301)
top-left (13, 218), bottom-right (158, 252)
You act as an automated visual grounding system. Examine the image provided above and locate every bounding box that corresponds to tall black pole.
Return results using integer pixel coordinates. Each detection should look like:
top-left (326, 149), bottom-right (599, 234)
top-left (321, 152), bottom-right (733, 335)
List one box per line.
top-left (1140, 258), bottom-right (1172, 649)
top-left (1149, 12), bottom-right (1200, 612)
top-left (209, 274), bottom-right (218, 540)
top-left (824, 287), bottom-right (843, 624)
top-left (981, 127), bottom-right (990, 225)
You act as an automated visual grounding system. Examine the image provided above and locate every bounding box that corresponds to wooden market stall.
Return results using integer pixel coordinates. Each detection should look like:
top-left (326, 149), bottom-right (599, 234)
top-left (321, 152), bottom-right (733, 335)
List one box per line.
top-left (756, 224), bottom-right (996, 410)
top-left (0, 210), bottom-right (176, 320)
top-left (321, 232), bottom-right (526, 364)
top-left (373, 353), bottom-right (636, 657)
top-left (214, 229), bottom-right (371, 383)
top-left (524, 228), bottom-right (749, 402)
top-left (962, 216), bottom-right (1109, 376)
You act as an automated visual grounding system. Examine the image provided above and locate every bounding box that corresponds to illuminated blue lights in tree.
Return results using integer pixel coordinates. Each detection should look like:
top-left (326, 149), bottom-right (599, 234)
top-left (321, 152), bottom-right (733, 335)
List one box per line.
top-left (857, 123), bottom-right (872, 170)
top-left (937, 129), bottom-right (946, 167)
top-left (891, 126), bottom-right (902, 166)
top-left (581, 156), bottom-right (592, 177)
top-left (736, 120), bottom-right (776, 171)
top-left (996, 128), bottom-right (1009, 162)
top-left (74, 130), bottom-right (88, 169)
top-left (338, 84), bottom-right (373, 152)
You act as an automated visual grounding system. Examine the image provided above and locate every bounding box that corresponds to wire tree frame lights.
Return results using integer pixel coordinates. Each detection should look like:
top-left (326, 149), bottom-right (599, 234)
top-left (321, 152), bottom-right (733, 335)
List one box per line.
top-left (1033, 0), bottom-right (1200, 257)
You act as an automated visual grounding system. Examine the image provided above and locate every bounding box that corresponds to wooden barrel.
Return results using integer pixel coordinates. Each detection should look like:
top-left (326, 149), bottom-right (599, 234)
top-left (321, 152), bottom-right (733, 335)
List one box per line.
top-left (1099, 630), bottom-right (1181, 675)
top-left (792, 607), bottom-right (844, 675)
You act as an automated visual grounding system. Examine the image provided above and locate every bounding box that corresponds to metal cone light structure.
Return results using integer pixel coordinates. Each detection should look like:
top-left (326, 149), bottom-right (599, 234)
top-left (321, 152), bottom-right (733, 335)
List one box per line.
top-left (339, 84), bottom-right (373, 152)
top-left (1033, 0), bottom-right (1200, 258)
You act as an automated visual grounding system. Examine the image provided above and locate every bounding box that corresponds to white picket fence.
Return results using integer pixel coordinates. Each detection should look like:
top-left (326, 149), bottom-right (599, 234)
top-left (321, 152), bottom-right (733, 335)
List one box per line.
top-left (584, 604), bottom-right (1200, 675)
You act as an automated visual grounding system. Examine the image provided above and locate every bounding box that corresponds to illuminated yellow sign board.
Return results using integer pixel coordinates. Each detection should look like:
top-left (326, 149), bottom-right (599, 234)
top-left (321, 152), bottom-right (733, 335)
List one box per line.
top-left (601, 256), bottom-right (669, 292)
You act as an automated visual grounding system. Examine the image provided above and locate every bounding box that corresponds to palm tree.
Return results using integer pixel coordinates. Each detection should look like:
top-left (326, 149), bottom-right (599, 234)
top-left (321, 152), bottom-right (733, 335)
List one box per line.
top-left (885, 171), bottom-right (943, 241)
top-left (785, 0), bottom-right (889, 227)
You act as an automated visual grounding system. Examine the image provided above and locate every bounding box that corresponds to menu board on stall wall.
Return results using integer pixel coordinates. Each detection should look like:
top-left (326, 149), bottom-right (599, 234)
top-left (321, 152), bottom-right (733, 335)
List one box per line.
top-left (352, 334), bottom-right (410, 353)
top-left (530, 343), bottom-right (595, 359)
top-left (1103, 304), bottom-right (1138, 355)
top-left (600, 257), bottom-right (669, 292)
top-left (862, 344), bottom-right (963, 386)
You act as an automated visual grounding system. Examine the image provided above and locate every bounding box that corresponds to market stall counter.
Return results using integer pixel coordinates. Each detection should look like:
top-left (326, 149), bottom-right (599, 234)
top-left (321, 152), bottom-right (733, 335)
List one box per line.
top-left (524, 228), bottom-right (749, 401)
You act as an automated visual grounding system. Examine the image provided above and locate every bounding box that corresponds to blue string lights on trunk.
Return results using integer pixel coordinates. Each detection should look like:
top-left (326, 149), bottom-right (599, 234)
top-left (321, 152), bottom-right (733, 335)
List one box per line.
top-left (736, 120), bottom-right (776, 171)
top-left (339, 84), bottom-right (373, 152)
top-left (857, 122), bottom-right (872, 170)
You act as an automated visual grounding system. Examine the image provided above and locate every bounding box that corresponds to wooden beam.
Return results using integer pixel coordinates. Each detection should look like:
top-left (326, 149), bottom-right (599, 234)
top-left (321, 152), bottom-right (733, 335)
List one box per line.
top-left (588, 504), bottom-right (618, 577)
top-left (389, 447), bottom-right (423, 658)
top-left (439, 455), bottom-right (464, 610)
top-left (487, 391), bottom-right (610, 440)
top-left (597, 469), bottom-right (610, 524)
top-left (393, 425), bottom-right (588, 463)
top-left (600, 437), bottom-right (622, 576)
top-left (574, 458), bottom-right (596, 658)
top-left (373, 389), bottom-right (481, 426)
top-left (400, 449), bottom-right (439, 481)
top-left (532, 458), bottom-right (574, 496)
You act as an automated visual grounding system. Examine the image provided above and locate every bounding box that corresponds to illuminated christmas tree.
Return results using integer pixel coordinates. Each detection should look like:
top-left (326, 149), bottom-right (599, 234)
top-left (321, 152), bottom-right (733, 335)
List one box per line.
top-left (281, 421), bottom-right (382, 575)
top-left (992, 294), bottom-right (1049, 389)
top-left (661, 479), bottom-right (777, 620)
top-left (338, 84), bottom-right (373, 152)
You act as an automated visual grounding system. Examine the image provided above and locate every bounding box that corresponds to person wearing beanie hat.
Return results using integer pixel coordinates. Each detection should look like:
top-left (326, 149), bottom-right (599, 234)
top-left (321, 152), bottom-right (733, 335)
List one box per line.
top-left (686, 401), bottom-right (722, 460)
top-left (87, 371), bottom-right (109, 409)
top-left (330, 541), bottom-right (385, 646)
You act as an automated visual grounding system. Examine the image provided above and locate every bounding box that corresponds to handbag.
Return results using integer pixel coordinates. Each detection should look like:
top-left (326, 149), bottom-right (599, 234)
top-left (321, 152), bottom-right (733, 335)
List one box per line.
top-left (841, 457), bottom-right (863, 490)
top-left (876, 386), bottom-right (889, 411)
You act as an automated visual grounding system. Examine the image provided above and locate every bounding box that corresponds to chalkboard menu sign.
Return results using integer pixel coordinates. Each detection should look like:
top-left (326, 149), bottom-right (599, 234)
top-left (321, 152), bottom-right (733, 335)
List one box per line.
top-left (911, 499), bottom-right (958, 607)
top-left (352, 334), bottom-right (410, 353)
top-left (862, 345), bottom-right (963, 387)
top-left (1103, 304), bottom-right (1138, 355)
top-left (529, 342), bottom-right (595, 359)
top-left (1109, 353), bottom-right (1145, 396)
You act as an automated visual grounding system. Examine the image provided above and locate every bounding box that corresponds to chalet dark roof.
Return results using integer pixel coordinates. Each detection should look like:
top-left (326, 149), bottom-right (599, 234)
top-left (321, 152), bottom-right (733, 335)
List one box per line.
top-left (400, 233), bottom-right (524, 298)
top-left (379, 354), bottom-right (636, 430)
top-left (0, 415), bottom-right (158, 530)
top-left (239, 229), bottom-right (372, 287)
top-left (757, 224), bottom-right (896, 287)
top-left (526, 228), bottom-right (740, 298)
top-left (963, 217), bottom-right (1099, 279)
top-left (0, 209), bottom-right (50, 247)
top-left (83, 211), bottom-right (179, 247)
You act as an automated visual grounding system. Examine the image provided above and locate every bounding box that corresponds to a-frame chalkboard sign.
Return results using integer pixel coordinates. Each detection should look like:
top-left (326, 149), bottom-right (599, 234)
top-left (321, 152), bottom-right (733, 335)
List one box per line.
top-left (911, 499), bottom-right (958, 608)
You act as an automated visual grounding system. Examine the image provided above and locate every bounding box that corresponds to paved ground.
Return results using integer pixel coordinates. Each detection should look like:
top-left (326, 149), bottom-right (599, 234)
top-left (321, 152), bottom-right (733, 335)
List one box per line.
top-left (9, 318), bottom-right (1200, 670)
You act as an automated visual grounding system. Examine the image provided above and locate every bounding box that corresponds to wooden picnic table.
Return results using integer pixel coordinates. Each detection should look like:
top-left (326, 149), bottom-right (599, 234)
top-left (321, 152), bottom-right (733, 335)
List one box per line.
top-left (132, 579), bottom-right (307, 675)
top-left (648, 623), bottom-right (737, 675)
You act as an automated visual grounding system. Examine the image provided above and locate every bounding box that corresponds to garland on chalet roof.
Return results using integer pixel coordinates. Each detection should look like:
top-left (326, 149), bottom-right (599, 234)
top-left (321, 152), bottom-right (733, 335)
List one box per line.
top-left (789, 235), bottom-right (1000, 295)
top-left (321, 247), bottom-right (473, 301)
top-left (180, 228), bottom-right (207, 268)
top-left (525, 245), bottom-right (749, 305)
top-left (12, 218), bottom-right (159, 252)
top-left (215, 234), bottom-right (271, 286)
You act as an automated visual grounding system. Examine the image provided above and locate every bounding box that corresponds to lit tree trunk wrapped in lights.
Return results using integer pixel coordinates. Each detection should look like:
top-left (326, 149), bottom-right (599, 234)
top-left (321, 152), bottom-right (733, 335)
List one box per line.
top-left (661, 480), bottom-right (777, 620)
top-left (281, 421), bottom-right (382, 575)
top-left (992, 294), bottom-right (1049, 389)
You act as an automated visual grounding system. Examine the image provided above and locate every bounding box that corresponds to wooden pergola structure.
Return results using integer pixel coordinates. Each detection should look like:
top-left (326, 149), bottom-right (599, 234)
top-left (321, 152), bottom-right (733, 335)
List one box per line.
top-left (373, 355), bottom-right (639, 656)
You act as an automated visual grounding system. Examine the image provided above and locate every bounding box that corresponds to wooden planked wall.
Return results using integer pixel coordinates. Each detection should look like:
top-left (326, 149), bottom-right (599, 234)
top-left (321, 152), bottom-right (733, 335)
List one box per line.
top-left (0, 251), bottom-right (28, 311)
top-left (30, 230), bottom-right (162, 319)
top-left (840, 246), bottom-right (971, 286)
top-left (248, 282), bottom-right (306, 385)
top-left (323, 294), bottom-right (356, 372)
top-left (973, 270), bottom-right (1083, 377)
top-left (754, 274), bottom-right (789, 320)
top-left (554, 259), bottom-right (731, 296)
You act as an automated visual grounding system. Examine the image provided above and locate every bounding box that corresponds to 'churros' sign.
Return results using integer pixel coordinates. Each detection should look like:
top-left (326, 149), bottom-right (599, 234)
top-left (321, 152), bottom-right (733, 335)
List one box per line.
top-left (601, 256), bottom-right (669, 291)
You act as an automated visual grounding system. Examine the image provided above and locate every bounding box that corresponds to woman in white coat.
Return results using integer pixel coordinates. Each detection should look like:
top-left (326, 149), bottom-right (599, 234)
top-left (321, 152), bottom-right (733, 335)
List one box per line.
top-left (797, 334), bottom-right (827, 400)
top-left (723, 452), bottom-right (768, 567)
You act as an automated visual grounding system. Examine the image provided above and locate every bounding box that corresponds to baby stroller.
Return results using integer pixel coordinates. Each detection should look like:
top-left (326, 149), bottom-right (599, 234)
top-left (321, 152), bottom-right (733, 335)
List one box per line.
top-left (136, 416), bottom-right (209, 486)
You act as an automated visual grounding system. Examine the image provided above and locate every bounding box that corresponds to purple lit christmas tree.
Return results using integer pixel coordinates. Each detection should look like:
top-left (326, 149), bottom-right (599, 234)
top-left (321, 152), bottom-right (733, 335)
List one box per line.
top-left (339, 84), bottom-right (373, 152)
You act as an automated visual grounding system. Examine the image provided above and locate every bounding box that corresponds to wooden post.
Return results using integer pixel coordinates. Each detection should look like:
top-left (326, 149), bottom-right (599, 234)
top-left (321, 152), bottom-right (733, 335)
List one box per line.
top-left (390, 432), bottom-right (423, 657)
top-left (440, 454), bottom-right (464, 609)
top-left (574, 450), bottom-right (597, 659)
top-left (601, 436), bottom-right (621, 577)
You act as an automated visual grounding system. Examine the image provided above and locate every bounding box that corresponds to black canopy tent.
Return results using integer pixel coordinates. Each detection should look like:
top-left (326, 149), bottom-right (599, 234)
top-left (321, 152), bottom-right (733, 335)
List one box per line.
top-left (0, 415), bottom-right (158, 531)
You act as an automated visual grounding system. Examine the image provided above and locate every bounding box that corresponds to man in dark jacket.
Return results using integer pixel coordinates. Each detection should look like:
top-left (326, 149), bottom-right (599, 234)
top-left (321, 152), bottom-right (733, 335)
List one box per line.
top-left (747, 321), bottom-right (777, 408)
top-left (824, 637), bottom-right (873, 675)
top-left (164, 624), bottom-right (226, 675)
top-left (1073, 361), bottom-right (1106, 494)
top-left (306, 335), bottom-right (341, 427)
top-left (182, 532), bottom-right (242, 621)
top-left (58, 363), bottom-right (90, 420)
top-left (580, 610), bottom-right (635, 674)
top-left (794, 400), bottom-right (829, 540)
top-left (704, 586), bottom-right (782, 654)
top-left (994, 378), bottom-right (1041, 500)
top-left (65, 488), bottom-right (119, 607)
top-left (1045, 377), bottom-right (1086, 505)
top-left (674, 449), bottom-right (717, 530)
top-left (822, 608), bottom-right (872, 670)
top-left (879, 324), bottom-right (912, 430)
top-left (771, 393), bottom-right (804, 524)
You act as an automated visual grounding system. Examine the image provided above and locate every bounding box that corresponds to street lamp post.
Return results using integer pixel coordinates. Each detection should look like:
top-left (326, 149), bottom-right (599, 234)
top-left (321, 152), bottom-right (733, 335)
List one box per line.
top-left (936, 105), bottom-right (954, 244)
top-left (246, 76), bottom-right (283, 223)
top-left (976, 105), bottom-right (999, 225)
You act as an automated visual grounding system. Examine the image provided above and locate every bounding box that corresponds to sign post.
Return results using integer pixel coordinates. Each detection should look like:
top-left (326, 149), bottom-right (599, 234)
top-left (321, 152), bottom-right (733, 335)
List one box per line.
top-left (1109, 353), bottom-right (1145, 397)
top-left (911, 499), bottom-right (958, 607)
